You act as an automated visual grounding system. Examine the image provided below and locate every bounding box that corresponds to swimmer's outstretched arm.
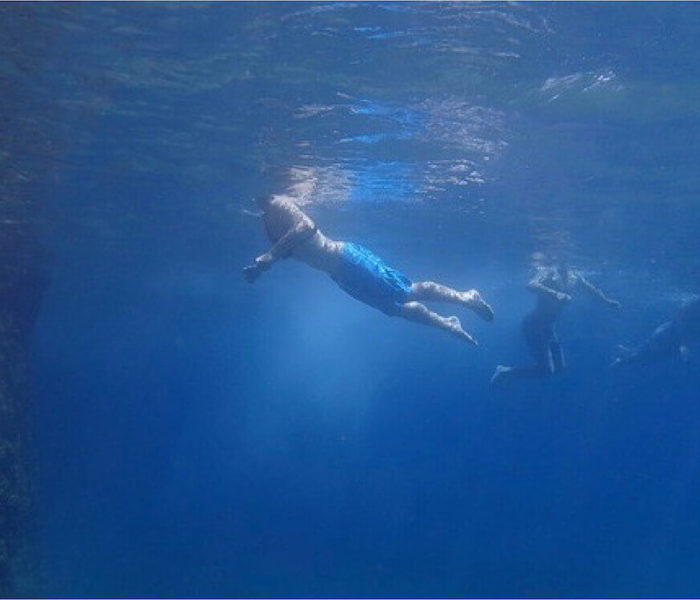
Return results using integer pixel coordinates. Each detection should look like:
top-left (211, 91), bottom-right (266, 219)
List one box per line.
top-left (576, 273), bottom-right (621, 308)
top-left (243, 216), bottom-right (316, 283)
top-left (527, 270), bottom-right (571, 301)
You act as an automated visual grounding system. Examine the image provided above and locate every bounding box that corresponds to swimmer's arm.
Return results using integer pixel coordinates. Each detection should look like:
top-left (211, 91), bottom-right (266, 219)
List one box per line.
top-left (243, 216), bottom-right (316, 282)
top-left (264, 215), bottom-right (316, 261)
top-left (576, 273), bottom-right (621, 308)
top-left (527, 272), bottom-right (570, 301)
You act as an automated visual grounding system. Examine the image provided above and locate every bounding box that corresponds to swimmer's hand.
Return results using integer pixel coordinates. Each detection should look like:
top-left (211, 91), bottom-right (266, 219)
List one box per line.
top-left (243, 253), bottom-right (273, 283)
top-left (555, 292), bottom-right (572, 302)
top-left (606, 299), bottom-right (622, 309)
top-left (243, 264), bottom-right (262, 283)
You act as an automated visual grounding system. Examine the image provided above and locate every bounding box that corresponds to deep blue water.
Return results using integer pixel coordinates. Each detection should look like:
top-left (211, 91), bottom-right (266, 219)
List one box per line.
top-left (7, 2), bottom-right (700, 597)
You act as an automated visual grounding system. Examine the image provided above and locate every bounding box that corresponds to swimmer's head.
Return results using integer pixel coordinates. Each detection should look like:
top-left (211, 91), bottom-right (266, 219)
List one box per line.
top-left (534, 251), bottom-right (571, 278)
top-left (255, 194), bottom-right (273, 210)
top-left (530, 251), bottom-right (548, 267)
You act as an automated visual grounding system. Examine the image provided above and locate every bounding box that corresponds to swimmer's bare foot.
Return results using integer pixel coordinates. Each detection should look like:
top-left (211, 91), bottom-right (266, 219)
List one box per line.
top-left (446, 315), bottom-right (478, 345)
top-left (490, 364), bottom-right (512, 385)
top-left (462, 290), bottom-right (494, 322)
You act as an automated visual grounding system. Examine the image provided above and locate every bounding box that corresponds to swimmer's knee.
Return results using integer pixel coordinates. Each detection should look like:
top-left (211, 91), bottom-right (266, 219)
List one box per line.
top-left (409, 281), bottom-right (428, 295)
top-left (402, 301), bottom-right (424, 312)
top-left (396, 301), bottom-right (414, 317)
top-left (398, 301), bottom-right (430, 319)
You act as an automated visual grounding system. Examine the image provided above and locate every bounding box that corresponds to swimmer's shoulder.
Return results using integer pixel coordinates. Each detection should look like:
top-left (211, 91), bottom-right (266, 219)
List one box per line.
top-left (270, 194), bottom-right (315, 222)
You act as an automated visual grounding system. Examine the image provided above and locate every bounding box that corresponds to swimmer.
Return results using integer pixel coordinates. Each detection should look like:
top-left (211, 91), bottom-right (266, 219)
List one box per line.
top-left (611, 296), bottom-right (700, 368)
top-left (491, 256), bottom-right (620, 384)
top-left (243, 191), bottom-right (494, 345)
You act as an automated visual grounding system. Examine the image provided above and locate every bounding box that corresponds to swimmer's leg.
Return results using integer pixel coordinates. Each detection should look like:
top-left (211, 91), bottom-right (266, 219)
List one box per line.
top-left (408, 281), bottom-right (494, 321)
top-left (490, 363), bottom-right (553, 385)
top-left (551, 339), bottom-right (566, 373)
top-left (491, 335), bottom-right (554, 385)
top-left (399, 301), bottom-right (477, 345)
top-left (524, 322), bottom-right (556, 376)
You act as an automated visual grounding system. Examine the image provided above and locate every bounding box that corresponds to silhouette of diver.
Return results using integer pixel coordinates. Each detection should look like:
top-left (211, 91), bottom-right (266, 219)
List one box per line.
top-left (243, 189), bottom-right (494, 345)
top-left (491, 255), bottom-right (620, 384)
top-left (611, 296), bottom-right (700, 368)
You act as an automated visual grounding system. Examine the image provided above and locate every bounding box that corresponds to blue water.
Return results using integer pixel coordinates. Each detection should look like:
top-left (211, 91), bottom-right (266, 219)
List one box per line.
top-left (8, 2), bottom-right (700, 597)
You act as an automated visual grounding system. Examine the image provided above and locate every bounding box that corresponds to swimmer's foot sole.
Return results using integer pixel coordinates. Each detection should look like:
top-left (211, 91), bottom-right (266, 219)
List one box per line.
top-left (463, 290), bottom-right (494, 322)
top-left (490, 364), bottom-right (512, 385)
top-left (446, 315), bottom-right (478, 345)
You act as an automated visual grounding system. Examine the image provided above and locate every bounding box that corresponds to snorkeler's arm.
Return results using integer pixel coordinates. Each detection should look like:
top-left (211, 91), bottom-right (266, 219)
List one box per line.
top-left (576, 273), bottom-right (621, 308)
top-left (527, 270), bottom-right (571, 301)
top-left (243, 216), bottom-right (316, 283)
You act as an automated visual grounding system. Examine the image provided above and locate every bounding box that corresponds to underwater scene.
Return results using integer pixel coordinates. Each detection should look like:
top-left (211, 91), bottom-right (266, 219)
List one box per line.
top-left (3, 1), bottom-right (700, 597)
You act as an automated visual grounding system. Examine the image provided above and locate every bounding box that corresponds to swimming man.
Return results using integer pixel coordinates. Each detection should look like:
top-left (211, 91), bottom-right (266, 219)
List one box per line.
top-left (243, 192), bottom-right (494, 344)
top-left (491, 257), bottom-right (620, 384)
top-left (611, 296), bottom-right (700, 368)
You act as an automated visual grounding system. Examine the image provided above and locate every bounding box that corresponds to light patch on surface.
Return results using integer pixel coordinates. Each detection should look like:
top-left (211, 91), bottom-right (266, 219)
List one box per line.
top-left (540, 69), bottom-right (623, 102)
top-left (286, 165), bottom-right (353, 206)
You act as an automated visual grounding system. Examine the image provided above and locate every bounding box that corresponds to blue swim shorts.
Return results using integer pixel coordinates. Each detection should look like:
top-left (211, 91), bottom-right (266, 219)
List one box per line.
top-left (331, 242), bottom-right (412, 316)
